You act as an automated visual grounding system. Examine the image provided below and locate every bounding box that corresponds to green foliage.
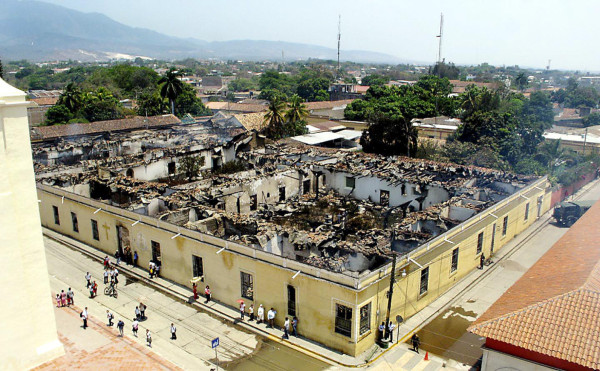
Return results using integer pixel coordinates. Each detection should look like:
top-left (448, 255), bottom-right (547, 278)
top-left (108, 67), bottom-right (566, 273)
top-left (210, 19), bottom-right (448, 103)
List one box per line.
top-left (296, 77), bottom-right (329, 101)
top-left (360, 113), bottom-right (418, 157)
top-left (431, 62), bottom-right (460, 79)
top-left (228, 78), bottom-right (256, 92)
top-left (174, 84), bottom-right (211, 117)
top-left (137, 91), bottom-right (168, 116)
top-left (515, 72), bottom-right (528, 91)
top-left (258, 68), bottom-right (334, 102)
top-left (45, 105), bottom-right (73, 125)
top-left (159, 68), bottom-right (184, 114)
top-left (361, 74), bottom-right (390, 86)
top-left (263, 97), bottom-right (287, 139)
top-left (0, 59), bottom-right (4, 79)
top-left (551, 78), bottom-right (600, 108)
top-left (177, 155), bottom-right (205, 181)
top-left (80, 88), bottom-right (124, 122)
top-left (583, 112), bottom-right (600, 127)
top-left (283, 95), bottom-right (309, 137)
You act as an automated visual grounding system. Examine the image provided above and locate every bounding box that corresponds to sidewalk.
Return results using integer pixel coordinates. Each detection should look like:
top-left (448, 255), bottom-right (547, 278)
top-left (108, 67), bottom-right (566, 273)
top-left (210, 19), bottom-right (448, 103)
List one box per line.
top-left (34, 302), bottom-right (180, 370)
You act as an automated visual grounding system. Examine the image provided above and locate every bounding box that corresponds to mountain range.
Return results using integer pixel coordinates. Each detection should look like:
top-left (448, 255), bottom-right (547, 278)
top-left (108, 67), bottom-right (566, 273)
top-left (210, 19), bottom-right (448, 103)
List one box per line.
top-left (0, 0), bottom-right (403, 64)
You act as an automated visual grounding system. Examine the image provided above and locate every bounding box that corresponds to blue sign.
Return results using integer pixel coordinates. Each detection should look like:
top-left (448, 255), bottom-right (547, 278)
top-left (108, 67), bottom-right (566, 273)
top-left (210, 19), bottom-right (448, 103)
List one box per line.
top-left (211, 337), bottom-right (220, 348)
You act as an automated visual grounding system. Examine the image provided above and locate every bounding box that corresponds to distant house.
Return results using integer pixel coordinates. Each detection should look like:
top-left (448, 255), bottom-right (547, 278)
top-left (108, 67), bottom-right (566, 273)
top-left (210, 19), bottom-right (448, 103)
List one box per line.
top-left (468, 200), bottom-right (600, 371)
top-left (305, 99), bottom-right (356, 120)
top-left (205, 101), bottom-right (267, 115)
top-left (448, 80), bottom-right (502, 95)
top-left (328, 83), bottom-right (365, 101)
top-left (412, 116), bottom-right (461, 142)
top-left (27, 96), bottom-right (60, 127)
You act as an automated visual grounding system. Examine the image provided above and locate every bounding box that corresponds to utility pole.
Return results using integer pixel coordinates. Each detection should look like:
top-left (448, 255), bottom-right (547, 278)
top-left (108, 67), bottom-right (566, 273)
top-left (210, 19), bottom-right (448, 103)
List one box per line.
top-left (337, 14), bottom-right (341, 79)
top-left (583, 127), bottom-right (589, 156)
top-left (436, 13), bottom-right (444, 77)
top-left (384, 251), bottom-right (396, 339)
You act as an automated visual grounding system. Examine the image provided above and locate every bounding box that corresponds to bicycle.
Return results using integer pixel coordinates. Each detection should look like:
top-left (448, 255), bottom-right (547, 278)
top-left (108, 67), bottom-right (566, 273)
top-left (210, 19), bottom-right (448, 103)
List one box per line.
top-left (104, 282), bottom-right (118, 298)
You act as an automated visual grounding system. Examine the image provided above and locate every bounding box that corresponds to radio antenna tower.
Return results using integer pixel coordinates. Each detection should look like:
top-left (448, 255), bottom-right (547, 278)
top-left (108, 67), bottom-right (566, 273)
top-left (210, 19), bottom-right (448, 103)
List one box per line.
top-left (337, 14), bottom-right (341, 78)
top-left (436, 13), bottom-right (444, 64)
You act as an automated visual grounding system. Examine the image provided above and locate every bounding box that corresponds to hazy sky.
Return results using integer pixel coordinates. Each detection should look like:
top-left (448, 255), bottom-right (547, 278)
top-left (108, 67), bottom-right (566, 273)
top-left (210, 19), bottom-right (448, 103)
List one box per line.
top-left (40, 0), bottom-right (600, 71)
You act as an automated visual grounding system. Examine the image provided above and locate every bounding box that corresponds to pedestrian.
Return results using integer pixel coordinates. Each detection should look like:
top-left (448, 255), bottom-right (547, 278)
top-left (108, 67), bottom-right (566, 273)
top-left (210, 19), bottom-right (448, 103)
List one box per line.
top-left (132, 318), bottom-right (139, 336)
top-left (103, 270), bottom-right (109, 284)
top-left (60, 290), bottom-right (67, 307)
top-left (67, 287), bottom-right (74, 306)
top-left (204, 285), bottom-right (211, 303)
top-left (388, 321), bottom-right (396, 343)
top-left (135, 306), bottom-right (141, 320)
top-left (81, 307), bottom-right (88, 329)
top-left (115, 250), bottom-right (121, 265)
top-left (133, 251), bottom-right (138, 267)
top-left (378, 322), bottom-right (385, 342)
top-left (146, 329), bottom-right (152, 347)
top-left (170, 323), bottom-right (177, 340)
top-left (155, 264), bottom-right (160, 278)
top-left (267, 308), bottom-right (276, 328)
top-left (117, 319), bottom-right (125, 336)
top-left (85, 272), bottom-right (91, 288)
top-left (104, 256), bottom-right (109, 269)
top-left (249, 304), bottom-right (255, 321)
top-left (292, 316), bottom-right (298, 337)
top-left (193, 282), bottom-right (198, 300)
top-left (257, 304), bottom-right (264, 324)
top-left (113, 268), bottom-right (119, 287)
top-left (140, 302), bottom-right (146, 320)
top-left (56, 294), bottom-right (61, 308)
top-left (411, 333), bottom-right (420, 353)
top-left (149, 261), bottom-right (154, 279)
top-left (89, 283), bottom-right (95, 298)
top-left (282, 317), bottom-right (290, 339)
top-left (240, 301), bottom-right (245, 320)
top-left (480, 253), bottom-right (485, 269)
top-left (107, 310), bottom-right (114, 326)
top-left (92, 281), bottom-right (98, 297)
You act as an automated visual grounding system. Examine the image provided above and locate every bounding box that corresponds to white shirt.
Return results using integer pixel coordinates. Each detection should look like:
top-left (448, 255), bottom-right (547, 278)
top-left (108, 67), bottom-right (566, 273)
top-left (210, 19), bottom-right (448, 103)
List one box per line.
top-left (284, 319), bottom-right (290, 330)
top-left (267, 310), bottom-right (275, 320)
top-left (82, 309), bottom-right (88, 319)
top-left (249, 306), bottom-right (254, 314)
top-left (85, 273), bottom-right (91, 281)
top-left (240, 303), bottom-right (245, 312)
top-left (171, 325), bottom-right (176, 333)
top-left (132, 320), bottom-right (139, 329)
top-left (257, 307), bottom-right (264, 317)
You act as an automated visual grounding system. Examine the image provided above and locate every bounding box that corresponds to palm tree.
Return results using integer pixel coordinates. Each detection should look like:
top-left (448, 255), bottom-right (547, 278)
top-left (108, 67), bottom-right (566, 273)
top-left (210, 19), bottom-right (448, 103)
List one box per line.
top-left (159, 68), bottom-right (184, 115)
top-left (263, 97), bottom-right (286, 139)
top-left (284, 95), bottom-right (308, 123)
top-left (515, 72), bottom-right (528, 92)
top-left (535, 139), bottom-right (567, 174)
top-left (59, 83), bottom-right (82, 114)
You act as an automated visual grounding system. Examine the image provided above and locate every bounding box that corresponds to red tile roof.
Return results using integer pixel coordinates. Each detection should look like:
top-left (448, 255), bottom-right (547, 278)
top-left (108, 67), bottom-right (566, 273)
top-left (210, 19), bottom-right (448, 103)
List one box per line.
top-left (305, 99), bottom-right (355, 111)
top-left (31, 115), bottom-right (181, 141)
top-left (469, 200), bottom-right (600, 369)
top-left (30, 97), bottom-right (59, 106)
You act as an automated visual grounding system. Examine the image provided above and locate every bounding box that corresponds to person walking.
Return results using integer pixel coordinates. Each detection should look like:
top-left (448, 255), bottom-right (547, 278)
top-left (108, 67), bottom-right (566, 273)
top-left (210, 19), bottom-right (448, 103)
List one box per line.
top-left (192, 283), bottom-right (198, 300)
top-left (106, 310), bottom-right (114, 326)
top-left (60, 290), bottom-right (66, 307)
top-left (170, 323), bottom-right (177, 340)
top-left (103, 270), bottom-right (109, 284)
top-left (132, 318), bottom-right (139, 336)
top-left (92, 281), bottom-right (98, 297)
top-left (292, 316), bottom-right (298, 337)
top-left (411, 333), bottom-right (420, 353)
top-left (282, 317), bottom-right (290, 339)
top-left (135, 306), bottom-right (141, 320)
top-left (85, 272), bottom-right (91, 288)
top-left (146, 329), bottom-right (152, 347)
top-left (56, 294), bottom-right (61, 308)
top-left (67, 287), bottom-right (74, 306)
top-left (113, 268), bottom-right (119, 286)
top-left (139, 303), bottom-right (146, 320)
top-left (89, 282), bottom-right (95, 298)
top-left (257, 304), bottom-right (264, 324)
top-left (117, 319), bottom-right (125, 337)
top-left (81, 307), bottom-right (88, 329)
top-left (239, 301), bottom-right (245, 320)
top-left (267, 308), bottom-right (276, 328)
top-left (204, 285), bottom-right (211, 303)
top-left (104, 256), bottom-right (109, 269)
top-left (115, 250), bottom-right (121, 265)
top-left (133, 251), bottom-right (138, 267)
top-left (480, 253), bottom-right (486, 269)
top-left (149, 261), bottom-right (155, 278)
top-left (249, 304), bottom-right (254, 321)
top-left (388, 321), bottom-right (396, 343)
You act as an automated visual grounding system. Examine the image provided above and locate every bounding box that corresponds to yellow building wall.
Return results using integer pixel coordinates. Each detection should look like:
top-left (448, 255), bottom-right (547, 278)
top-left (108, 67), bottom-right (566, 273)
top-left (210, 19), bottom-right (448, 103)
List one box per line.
top-left (37, 176), bottom-right (552, 357)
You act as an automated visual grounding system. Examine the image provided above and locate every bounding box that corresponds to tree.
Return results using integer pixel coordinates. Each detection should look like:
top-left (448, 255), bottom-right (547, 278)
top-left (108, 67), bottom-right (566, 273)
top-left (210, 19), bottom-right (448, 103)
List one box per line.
top-left (263, 97), bottom-right (287, 139)
top-left (177, 156), bottom-right (205, 181)
top-left (80, 88), bottom-right (124, 122)
top-left (175, 84), bottom-right (211, 117)
top-left (284, 95), bottom-right (308, 136)
top-left (45, 105), bottom-right (73, 125)
top-left (0, 59), bottom-right (4, 80)
top-left (360, 113), bottom-right (418, 157)
top-left (137, 91), bottom-right (168, 116)
top-left (515, 72), bottom-right (528, 91)
top-left (431, 62), bottom-right (460, 79)
top-left (583, 112), bottom-right (600, 127)
top-left (361, 74), bottom-right (390, 86)
top-left (228, 78), bottom-right (255, 92)
top-left (159, 68), bottom-right (184, 115)
top-left (58, 83), bottom-right (82, 114)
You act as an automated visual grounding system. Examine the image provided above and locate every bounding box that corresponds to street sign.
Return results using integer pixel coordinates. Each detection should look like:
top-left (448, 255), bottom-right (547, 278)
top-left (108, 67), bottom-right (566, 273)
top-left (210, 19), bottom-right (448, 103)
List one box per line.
top-left (211, 337), bottom-right (220, 349)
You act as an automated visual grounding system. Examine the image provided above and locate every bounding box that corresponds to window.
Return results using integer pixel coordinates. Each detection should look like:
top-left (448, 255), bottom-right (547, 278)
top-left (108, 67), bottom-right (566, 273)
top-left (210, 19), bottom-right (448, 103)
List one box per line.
top-left (91, 219), bottom-right (99, 241)
top-left (524, 203), bottom-right (530, 221)
top-left (380, 190), bottom-right (390, 206)
top-left (240, 272), bottom-right (254, 300)
top-left (250, 195), bottom-right (258, 211)
top-left (401, 184), bottom-right (407, 195)
top-left (359, 303), bottom-right (371, 335)
top-left (287, 285), bottom-right (296, 316)
top-left (71, 212), bottom-right (78, 232)
top-left (192, 255), bottom-right (203, 277)
top-left (322, 175), bottom-right (326, 185)
top-left (502, 216), bottom-right (508, 236)
top-left (451, 247), bottom-right (459, 273)
top-left (303, 179), bottom-right (311, 195)
top-left (334, 304), bottom-right (352, 337)
top-left (420, 267), bottom-right (429, 295)
top-left (477, 232), bottom-right (484, 255)
top-left (168, 162), bottom-right (176, 175)
top-left (151, 241), bottom-right (161, 262)
top-left (345, 176), bottom-right (355, 188)
top-left (126, 168), bottom-right (134, 177)
top-left (53, 206), bottom-right (60, 225)
top-left (278, 186), bottom-right (286, 202)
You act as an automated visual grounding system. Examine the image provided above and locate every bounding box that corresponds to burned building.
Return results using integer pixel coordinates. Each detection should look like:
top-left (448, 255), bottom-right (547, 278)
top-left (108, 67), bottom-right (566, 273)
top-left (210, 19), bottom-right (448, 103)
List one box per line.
top-left (35, 123), bottom-right (553, 356)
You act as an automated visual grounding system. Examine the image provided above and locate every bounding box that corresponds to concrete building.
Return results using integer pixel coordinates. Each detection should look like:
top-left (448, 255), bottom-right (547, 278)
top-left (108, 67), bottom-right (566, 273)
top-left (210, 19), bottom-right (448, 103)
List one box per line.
top-left (412, 116), bottom-right (461, 142)
top-left (0, 78), bottom-right (64, 368)
top-left (469, 200), bottom-right (600, 371)
top-left (34, 124), bottom-right (553, 357)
